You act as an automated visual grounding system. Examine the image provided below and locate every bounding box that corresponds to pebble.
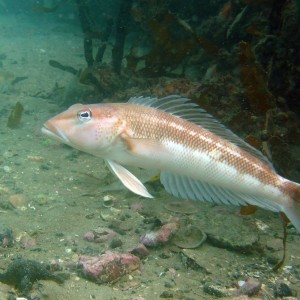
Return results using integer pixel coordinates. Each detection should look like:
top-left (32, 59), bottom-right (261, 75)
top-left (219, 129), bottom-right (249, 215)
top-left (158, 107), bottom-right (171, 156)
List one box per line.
top-left (3, 166), bottom-right (11, 173)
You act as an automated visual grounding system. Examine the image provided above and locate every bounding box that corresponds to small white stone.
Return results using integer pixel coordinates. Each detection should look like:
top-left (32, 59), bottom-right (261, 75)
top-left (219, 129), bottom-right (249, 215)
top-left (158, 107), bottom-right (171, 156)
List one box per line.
top-left (3, 166), bottom-right (11, 173)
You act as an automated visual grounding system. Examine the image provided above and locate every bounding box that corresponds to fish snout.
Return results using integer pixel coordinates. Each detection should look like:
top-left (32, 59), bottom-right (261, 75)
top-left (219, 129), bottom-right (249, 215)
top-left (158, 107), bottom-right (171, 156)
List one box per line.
top-left (42, 121), bottom-right (69, 144)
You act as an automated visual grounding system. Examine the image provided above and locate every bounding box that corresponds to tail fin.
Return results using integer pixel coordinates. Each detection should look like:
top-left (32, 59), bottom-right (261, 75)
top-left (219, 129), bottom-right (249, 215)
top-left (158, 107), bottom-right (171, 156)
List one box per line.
top-left (282, 182), bottom-right (300, 233)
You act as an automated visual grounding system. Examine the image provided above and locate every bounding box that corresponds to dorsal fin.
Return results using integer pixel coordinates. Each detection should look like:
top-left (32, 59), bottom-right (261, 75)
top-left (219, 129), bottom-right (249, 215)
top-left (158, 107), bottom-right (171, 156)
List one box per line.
top-left (128, 95), bottom-right (273, 169)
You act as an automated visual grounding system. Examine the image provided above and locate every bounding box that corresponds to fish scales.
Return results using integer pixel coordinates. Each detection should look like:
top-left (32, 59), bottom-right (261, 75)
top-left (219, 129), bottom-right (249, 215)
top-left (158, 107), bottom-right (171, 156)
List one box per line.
top-left (118, 104), bottom-right (281, 190)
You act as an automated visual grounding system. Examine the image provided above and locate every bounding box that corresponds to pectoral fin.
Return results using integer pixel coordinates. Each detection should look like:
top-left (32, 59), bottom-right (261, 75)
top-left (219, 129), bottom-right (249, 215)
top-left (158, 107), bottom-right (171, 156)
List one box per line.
top-left (106, 160), bottom-right (153, 198)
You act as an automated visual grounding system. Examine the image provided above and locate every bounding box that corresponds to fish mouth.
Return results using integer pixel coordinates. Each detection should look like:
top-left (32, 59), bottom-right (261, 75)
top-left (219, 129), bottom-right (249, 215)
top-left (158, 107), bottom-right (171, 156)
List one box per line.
top-left (42, 123), bottom-right (70, 144)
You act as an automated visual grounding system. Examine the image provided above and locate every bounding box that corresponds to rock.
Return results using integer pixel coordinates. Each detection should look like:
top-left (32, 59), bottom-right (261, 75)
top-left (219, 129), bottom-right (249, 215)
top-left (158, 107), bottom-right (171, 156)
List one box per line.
top-left (0, 259), bottom-right (64, 296)
top-left (273, 282), bottom-right (294, 298)
top-left (79, 252), bottom-right (140, 283)
top-left (8, 194), bottom-right (28, 210)
top-left (203, 283), bottom-right (229, 298)
top-left (180, 249), bottom-right (212, 274)
top-left (19, 234), bottom-right (36, 249)
top-left (83, 227), bottom-right (117, 243)
top-left (0, 224), bottom-right (14, 247)
top-left (205, 209), bottom-right (260, 253)
top-left (140, 222), bottom-right (179, 247)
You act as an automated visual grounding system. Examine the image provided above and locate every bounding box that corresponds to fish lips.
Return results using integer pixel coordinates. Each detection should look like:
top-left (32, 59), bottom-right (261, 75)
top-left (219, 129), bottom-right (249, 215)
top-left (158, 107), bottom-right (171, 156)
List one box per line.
top-left (42, 123), bottom-right (70, 144)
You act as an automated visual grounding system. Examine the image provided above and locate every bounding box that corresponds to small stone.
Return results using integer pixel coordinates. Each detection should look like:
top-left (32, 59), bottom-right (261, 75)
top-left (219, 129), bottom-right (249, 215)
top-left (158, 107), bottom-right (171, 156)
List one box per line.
top-left (83, 228), bottom-right (117, 243)
top-left (129, 244), bottom-right (149, 258)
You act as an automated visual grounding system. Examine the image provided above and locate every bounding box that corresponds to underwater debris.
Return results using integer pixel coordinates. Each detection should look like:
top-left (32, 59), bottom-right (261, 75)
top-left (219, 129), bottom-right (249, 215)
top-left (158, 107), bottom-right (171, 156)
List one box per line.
top-left (7, 101), bottom-right (24, 129)
top-left (239, 41), bottom-right (275, 115)
top-left (32, 5), bottom-right (58, 13)
top-left (0, 258), bottom-right (64, 296)
top-left (49, 60), bottom-right (78, 75)
top-left (79, 252), bottom-right (140, 284)
top-left (32, 0), bottom-right (59, 13)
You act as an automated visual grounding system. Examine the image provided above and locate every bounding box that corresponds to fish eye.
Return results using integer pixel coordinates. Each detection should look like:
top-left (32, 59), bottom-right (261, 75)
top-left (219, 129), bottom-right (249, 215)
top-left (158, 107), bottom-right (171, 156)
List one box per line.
top-left (77, 109), bottom-right (92, 122)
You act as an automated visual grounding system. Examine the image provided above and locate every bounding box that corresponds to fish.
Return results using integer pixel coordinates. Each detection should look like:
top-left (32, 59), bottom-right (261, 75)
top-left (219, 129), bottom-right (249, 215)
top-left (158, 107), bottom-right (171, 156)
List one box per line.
top-left (42, 95), bottom-right (300, 232)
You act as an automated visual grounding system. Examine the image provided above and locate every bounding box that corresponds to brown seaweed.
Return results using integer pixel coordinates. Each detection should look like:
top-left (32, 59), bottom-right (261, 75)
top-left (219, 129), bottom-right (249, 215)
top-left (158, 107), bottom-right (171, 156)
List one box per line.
top-left (239, 41), bottom-right (275, 115)
top-left (128, 10), bottom-right (219, 76)
top-left (7, 102), bottom-right (24, 129)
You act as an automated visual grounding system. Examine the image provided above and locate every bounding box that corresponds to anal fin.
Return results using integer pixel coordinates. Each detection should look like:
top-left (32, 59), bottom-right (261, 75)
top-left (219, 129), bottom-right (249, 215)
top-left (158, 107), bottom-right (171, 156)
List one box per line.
top-left (160, 171), bottom-right (281, 212)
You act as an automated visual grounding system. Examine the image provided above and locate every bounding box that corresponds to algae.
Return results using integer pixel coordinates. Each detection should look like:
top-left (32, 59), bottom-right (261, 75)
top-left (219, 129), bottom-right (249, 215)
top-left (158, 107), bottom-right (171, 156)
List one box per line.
top-left (7, 101), bottom-right (24, 129)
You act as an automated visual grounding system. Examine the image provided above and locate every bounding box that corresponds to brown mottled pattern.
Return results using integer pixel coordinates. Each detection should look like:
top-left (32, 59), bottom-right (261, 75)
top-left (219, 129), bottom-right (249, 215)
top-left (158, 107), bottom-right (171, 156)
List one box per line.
top-left (111, 103), bottom-right (282, 189)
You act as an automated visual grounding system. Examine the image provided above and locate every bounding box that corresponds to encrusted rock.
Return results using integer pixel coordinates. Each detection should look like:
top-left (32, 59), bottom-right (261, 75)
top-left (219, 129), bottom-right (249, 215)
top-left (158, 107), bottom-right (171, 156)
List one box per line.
top-left (140, 222), bottom-right (179, 247)
top-left (79, 252), bottom-right (140, 283)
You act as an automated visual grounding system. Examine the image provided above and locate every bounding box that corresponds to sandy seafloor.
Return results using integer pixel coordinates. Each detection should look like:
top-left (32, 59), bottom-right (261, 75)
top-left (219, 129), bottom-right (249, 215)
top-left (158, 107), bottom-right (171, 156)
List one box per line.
top-left (0, 13), bottom-right (300, 300)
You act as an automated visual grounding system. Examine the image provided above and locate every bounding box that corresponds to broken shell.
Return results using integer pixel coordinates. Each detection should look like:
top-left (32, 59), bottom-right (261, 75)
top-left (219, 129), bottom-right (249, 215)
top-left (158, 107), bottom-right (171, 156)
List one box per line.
top-left (100, 207), bottom-right (121, 221)
top-left (164, 201), bottom-right (199, 214)
top-left (173, 225), bottom-right (207, 249)
top-left (102, 195), bottom-right (116, 208)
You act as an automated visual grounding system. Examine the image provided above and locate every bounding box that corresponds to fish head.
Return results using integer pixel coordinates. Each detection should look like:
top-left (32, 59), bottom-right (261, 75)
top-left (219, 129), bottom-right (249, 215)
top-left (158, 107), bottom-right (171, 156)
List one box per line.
top-left (42, 103), bottom-right (124, 156)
